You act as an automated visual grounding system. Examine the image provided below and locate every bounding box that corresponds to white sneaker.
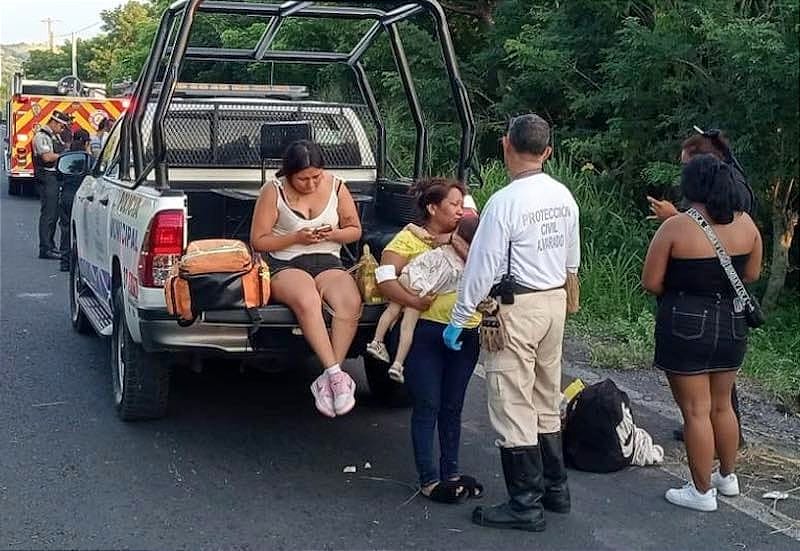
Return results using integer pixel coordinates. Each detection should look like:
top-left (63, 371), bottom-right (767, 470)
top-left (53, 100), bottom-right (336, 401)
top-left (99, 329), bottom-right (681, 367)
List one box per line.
top-left (366, 340), bottom-right (390, 363)
top-left (310, 373), bottom-right (336, 418)
top-left (388, 362), bottom-right (405, 384)
top-left (711, 472), bottom-right (740, 497)
top-left (665, 482), bottom-right (717, 512)
top-left (329, 371), bottom-right (356, 416)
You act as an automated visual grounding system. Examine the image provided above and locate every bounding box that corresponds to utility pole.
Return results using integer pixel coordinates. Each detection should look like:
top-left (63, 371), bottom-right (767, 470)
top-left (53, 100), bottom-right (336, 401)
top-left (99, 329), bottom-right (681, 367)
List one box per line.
top-left (71, 33), bottom-right (78, 77)
top-left (41, 18), bottom-right (60, 52)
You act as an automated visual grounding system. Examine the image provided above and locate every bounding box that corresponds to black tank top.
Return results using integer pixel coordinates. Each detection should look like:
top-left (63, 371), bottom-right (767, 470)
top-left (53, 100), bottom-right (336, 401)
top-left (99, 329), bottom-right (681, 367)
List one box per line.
top-left (663, 255), bottom-right (749, 296)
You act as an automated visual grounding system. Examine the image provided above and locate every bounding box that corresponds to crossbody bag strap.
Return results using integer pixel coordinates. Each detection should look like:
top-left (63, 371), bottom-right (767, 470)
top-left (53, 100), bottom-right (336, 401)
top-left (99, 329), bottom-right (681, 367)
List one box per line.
top-left (685, 208), bottom-right (752, 311)
top-left (506, 241), bottom-right (512, 278)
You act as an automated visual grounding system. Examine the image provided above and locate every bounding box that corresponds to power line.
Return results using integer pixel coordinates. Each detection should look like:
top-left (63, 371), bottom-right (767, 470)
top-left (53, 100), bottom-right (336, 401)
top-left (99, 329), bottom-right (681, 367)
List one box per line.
top-left (54, 21), bottom-right (103, 39)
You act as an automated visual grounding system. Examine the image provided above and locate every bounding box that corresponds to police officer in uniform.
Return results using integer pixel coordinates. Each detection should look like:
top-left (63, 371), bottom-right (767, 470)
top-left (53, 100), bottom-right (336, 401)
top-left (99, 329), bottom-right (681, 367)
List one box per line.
top-left (33, 110), bottom-right (72, 259)
top-left (444, 114), bottom-right (581, 531)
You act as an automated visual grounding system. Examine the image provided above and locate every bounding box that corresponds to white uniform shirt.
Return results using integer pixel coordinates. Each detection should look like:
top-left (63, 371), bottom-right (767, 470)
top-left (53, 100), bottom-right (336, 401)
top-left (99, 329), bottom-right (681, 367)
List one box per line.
top-left (33, 127), bottom-right (58, 170)
top-left (450, 173), bottom-right (580, 327)
top-left (403, 244), bottom-right (465, 297)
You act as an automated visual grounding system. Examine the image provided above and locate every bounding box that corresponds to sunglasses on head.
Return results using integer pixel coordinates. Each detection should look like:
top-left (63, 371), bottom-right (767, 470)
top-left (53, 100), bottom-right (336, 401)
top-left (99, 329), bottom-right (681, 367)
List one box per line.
top-left (693, 125), bottom-right (721, 139)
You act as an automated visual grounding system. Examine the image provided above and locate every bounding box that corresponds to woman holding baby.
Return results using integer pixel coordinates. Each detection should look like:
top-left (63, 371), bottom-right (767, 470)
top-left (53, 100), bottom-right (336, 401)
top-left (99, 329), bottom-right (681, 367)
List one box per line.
top-left (375, 178), bottom-right (484, 504)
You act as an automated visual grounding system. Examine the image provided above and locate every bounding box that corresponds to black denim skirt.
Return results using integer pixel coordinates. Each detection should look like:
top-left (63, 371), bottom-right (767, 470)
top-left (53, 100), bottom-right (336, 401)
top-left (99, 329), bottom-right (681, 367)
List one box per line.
top-left (654, 291), bottom-right (747, 375)
top-left (265, 253), bottom-right (344, 278)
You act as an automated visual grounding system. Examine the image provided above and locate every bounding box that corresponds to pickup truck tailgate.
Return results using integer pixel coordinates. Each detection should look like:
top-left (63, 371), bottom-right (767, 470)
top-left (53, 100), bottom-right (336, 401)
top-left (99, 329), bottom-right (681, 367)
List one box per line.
top-left (201, 302), bottom-right (386, 326)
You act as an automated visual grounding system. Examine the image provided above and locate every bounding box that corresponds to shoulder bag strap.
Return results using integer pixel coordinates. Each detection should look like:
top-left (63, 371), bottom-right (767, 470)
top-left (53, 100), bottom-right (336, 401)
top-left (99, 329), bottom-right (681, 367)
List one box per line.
top-left (685, 208), bottom-right (752, 311)
top-left (506, 241), bottom-right (512, 278)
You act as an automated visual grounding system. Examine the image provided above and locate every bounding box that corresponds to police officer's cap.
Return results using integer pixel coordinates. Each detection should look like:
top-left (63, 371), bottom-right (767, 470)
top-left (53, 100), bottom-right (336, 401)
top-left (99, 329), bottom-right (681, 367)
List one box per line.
top-left (51, 110), bottom-right (73, 126)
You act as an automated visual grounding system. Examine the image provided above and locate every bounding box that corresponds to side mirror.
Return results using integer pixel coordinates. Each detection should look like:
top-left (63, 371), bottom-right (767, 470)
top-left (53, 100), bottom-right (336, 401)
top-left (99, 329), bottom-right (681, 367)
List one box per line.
top-left (56, 151), bottom-right (93, 178)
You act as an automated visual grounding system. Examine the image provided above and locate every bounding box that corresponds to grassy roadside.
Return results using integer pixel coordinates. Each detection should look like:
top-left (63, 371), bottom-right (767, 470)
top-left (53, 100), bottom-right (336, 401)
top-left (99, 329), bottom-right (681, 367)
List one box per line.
top-left (475, 158), bottom-right (800, 409)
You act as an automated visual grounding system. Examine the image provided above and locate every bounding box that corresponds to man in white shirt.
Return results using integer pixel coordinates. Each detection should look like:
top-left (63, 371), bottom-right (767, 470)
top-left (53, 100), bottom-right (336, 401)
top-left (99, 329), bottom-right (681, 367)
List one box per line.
top-left (444, 114), bottom-right (580, 531)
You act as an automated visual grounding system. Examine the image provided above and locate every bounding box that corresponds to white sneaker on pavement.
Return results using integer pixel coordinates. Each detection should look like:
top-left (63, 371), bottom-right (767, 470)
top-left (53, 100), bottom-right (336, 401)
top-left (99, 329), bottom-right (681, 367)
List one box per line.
top-left (711, 472), bottom-right (740, 496)
top-left (310, 373), bottom-right (336, 418)
top-left (665, 482), bottom-right (718, 512)
top-left (329, 371), bottom-right (356, 416)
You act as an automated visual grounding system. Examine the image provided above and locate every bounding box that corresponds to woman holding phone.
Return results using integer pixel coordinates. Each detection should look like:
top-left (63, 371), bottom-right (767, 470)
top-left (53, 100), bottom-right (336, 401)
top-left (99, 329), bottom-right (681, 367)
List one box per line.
top-left (251, 140), bottom-right (363, 418)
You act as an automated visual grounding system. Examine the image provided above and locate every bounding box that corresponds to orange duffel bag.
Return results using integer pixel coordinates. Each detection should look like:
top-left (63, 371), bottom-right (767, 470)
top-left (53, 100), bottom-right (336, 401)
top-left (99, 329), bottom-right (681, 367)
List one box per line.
top-left (165, 239), bottom-right (270, 324)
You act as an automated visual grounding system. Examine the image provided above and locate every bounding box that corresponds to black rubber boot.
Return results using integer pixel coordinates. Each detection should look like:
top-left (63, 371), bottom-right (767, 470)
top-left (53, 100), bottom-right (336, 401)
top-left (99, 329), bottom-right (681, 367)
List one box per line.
top-left (472, 446), bottom-right (546, 532)
top-left (539, 432), bottom-right (570, 513)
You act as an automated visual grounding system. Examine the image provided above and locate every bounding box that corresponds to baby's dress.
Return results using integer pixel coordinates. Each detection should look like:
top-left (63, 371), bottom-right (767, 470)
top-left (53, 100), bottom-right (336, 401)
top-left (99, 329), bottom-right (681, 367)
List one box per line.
top-left (402, 245), bottom-right (464, 297)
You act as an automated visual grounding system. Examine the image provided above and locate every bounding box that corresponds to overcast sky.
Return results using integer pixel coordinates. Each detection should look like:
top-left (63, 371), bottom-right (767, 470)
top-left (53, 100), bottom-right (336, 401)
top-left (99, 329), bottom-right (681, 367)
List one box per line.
top-left (1, 0), bottom-right (127, 45)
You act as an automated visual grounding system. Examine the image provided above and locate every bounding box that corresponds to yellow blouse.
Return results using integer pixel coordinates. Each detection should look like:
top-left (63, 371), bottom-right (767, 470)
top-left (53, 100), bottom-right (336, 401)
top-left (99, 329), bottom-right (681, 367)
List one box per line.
top-left (383, 229), bottom-right (481, 329)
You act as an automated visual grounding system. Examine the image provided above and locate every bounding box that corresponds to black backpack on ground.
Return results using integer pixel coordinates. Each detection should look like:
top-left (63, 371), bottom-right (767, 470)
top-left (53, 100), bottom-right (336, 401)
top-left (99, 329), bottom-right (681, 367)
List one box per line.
top-left (563, 379), bottom-right (633, 473)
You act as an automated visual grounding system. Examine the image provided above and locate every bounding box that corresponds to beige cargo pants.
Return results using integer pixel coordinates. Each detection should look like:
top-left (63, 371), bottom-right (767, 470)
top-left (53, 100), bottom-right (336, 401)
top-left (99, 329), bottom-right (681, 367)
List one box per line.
top-left (483, 288), bottom-right (567, 448)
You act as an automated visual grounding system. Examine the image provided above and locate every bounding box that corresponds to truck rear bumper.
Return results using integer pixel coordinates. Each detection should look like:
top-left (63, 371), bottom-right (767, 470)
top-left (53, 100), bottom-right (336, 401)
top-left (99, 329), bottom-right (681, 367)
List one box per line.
top-left (138, 303), bottom-right (386, 356)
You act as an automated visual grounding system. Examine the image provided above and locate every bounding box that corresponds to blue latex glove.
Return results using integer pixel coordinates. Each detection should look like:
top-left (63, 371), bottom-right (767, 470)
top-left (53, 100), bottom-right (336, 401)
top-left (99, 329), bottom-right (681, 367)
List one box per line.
top-left (443, 323), bottom-right (464, 351)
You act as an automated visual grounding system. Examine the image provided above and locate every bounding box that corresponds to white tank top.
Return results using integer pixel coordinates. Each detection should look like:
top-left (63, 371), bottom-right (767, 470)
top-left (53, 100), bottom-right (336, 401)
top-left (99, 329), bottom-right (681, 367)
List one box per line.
top-left (270, 176), bottom-right (342, 261)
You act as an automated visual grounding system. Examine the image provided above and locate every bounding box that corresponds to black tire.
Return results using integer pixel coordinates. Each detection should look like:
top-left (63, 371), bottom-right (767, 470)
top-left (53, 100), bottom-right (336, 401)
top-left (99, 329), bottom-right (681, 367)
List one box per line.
top-left (8, 176), bottom-right (22, 196)
top-left (363, 354), bottom-right (411, 407)
top-left (111, 287), bottom-right (170, 420)
top-left (69, 244), bottom-right (92, 335)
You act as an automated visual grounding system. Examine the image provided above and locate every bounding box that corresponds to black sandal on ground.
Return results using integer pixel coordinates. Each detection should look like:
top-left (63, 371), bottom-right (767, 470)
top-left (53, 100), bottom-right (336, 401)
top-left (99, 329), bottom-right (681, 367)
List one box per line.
top-left (456, 475), bottom-right (484, 499)
top-left (422, 480), bottom-right (468, 504)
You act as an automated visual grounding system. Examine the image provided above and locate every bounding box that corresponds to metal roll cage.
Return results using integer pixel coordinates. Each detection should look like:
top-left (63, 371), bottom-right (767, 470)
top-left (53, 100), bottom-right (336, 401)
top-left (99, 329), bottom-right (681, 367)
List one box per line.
top-left (122, 0), bottom-right (476, 190)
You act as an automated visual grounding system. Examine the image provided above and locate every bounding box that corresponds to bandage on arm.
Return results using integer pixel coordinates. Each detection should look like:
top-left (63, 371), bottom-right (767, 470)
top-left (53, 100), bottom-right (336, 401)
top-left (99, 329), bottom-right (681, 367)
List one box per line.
top-left (375, 264), bottom-right (398, 283)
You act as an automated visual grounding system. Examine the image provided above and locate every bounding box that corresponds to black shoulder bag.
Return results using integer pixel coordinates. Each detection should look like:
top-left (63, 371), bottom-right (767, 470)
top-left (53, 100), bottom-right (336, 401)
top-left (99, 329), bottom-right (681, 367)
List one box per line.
top-left (686, 208), bottom-right (765, 328)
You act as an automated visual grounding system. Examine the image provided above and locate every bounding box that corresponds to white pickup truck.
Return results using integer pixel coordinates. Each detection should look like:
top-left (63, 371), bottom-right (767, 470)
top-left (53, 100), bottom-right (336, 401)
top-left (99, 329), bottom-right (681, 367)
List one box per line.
top-left (57, 0), bottom-right (478, 420)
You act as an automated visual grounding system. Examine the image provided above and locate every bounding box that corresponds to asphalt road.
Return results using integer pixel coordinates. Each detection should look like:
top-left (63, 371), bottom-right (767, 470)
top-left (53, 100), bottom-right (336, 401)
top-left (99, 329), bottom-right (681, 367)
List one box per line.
top-left (0, 162), bottom-right (796, 550)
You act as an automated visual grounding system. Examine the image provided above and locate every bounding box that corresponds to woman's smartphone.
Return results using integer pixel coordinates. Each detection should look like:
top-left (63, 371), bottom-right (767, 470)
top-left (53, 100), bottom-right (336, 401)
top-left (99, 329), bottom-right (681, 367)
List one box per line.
top-left (313, 224), bottom-right (333, 235)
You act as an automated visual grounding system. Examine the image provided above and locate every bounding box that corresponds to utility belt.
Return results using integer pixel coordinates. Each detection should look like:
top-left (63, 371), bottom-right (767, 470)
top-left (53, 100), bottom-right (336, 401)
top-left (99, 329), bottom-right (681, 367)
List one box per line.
top-left (489, 281), bottom-right (552, 298)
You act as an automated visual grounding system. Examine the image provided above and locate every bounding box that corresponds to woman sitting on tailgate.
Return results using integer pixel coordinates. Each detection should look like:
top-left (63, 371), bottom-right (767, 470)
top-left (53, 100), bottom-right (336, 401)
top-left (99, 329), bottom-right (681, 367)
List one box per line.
top-left (250, 140), bottom-right (363, 418)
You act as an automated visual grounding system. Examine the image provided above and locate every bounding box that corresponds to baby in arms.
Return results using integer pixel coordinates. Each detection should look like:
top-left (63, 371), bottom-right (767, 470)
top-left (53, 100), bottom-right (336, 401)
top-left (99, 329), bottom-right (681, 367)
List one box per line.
top-left (366, 216), bottom-right (479, 382)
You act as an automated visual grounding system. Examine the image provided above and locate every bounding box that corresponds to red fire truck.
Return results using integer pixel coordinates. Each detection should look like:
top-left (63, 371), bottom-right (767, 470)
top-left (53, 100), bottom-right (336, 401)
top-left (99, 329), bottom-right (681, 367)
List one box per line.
top-left (4, 73), bottom-right (129, 195)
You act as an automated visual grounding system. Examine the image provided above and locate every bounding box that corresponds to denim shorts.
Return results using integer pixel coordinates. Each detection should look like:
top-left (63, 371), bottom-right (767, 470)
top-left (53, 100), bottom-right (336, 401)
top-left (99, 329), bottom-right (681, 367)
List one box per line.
top-left (265, 253), bottom-right (344, 278)
top-left (654, 291), bottom-right (747, 375)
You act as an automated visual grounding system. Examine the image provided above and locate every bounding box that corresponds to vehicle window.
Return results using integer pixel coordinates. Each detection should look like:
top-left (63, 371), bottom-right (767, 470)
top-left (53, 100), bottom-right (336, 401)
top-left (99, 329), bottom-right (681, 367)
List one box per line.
top-left (97, 121), bottom-right (122, 175)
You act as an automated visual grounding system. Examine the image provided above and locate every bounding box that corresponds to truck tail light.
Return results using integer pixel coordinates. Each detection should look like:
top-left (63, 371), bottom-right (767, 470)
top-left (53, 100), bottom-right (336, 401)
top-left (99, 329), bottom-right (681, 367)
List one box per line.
top-left (16, 133), bottom-right (28, 142)
top-left (138, 210), bottom-right (184, 287)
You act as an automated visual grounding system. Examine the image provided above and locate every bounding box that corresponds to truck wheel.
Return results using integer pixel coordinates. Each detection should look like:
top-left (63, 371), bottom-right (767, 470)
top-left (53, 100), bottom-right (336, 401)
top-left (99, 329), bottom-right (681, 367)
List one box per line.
top-left (363, 355), bottom-right (411, 407)
top-left (8, 177), bottom-right (22, 196)
top-left (69, 245), bottom-right (92, 335)
top-left (111, 287), bottom-right (170, 420)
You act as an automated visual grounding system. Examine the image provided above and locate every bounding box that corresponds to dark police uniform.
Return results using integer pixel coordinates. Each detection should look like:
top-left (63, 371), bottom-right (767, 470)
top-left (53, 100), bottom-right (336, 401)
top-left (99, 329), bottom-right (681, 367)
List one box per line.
top-left (33, 124), bottom-right (66, 257)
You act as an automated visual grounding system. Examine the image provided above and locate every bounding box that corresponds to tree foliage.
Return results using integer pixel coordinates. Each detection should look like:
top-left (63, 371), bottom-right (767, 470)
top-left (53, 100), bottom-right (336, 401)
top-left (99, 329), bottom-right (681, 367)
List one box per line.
top-left (18, 0), bottom-right (798, 288)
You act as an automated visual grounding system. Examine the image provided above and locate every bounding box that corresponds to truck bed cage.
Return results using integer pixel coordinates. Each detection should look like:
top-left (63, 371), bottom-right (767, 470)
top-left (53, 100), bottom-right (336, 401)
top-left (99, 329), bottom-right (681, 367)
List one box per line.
top-left (123, 0), bottom-right (475, 190)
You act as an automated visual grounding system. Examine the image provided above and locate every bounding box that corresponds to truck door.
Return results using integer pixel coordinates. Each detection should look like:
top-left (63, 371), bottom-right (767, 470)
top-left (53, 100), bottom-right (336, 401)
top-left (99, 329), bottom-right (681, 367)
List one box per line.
top-left (84, 122), bottom-right (122, 305)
